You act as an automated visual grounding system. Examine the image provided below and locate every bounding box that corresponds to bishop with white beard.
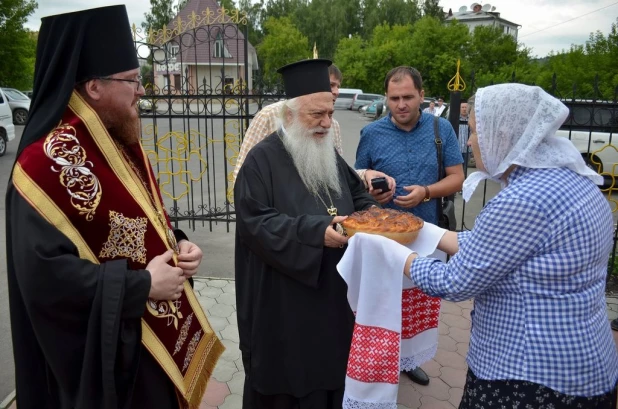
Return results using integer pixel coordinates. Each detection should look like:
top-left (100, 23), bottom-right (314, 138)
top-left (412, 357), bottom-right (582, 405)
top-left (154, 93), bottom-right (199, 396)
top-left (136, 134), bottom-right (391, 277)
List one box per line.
top-left (234, 59), bottom-right (378, 409)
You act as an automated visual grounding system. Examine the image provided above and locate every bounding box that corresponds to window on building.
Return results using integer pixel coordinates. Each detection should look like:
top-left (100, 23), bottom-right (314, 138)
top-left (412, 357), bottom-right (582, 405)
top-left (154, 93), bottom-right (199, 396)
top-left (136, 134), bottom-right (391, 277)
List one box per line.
top-left (213, 34), bottom-right (232, 58)
top-left (174, 74), bottom-right (181, 90)
top-left (169, 44), bottom-right (179, 61)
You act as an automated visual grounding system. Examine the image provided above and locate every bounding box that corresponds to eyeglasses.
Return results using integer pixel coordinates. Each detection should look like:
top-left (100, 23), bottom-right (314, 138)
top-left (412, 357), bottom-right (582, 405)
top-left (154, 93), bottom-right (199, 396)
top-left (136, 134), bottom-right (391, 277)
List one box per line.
top-left (92, 75), bottom-right (143, 91)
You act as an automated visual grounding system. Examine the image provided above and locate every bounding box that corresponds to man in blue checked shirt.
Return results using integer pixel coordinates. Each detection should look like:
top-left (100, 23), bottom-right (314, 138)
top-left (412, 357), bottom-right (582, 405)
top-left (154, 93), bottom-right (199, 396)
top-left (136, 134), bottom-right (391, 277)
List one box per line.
top-left (355, 66), bottom-right (464, 385)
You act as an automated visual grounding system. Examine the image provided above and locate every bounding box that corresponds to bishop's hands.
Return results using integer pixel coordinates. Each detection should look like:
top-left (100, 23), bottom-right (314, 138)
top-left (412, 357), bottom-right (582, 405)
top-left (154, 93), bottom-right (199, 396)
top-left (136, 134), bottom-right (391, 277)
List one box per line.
top-left (394, 185), bottom-right (425, 208)
top-left (325, 215), bottom-right (349, 248)
top-left (177, 239), bottom-right (203, 278)
top-left (364, 169), bottom-right (396, 205)
top-left (147, 249), bottom-right (185, 300)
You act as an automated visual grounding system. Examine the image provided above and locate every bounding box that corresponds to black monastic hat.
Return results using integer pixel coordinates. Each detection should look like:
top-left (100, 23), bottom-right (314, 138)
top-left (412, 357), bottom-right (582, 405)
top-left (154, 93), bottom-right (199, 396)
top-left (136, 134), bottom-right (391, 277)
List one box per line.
top-left (15, 5), bottom-right (139, 157)
top-left (277, 59), bottom-right (332, 99)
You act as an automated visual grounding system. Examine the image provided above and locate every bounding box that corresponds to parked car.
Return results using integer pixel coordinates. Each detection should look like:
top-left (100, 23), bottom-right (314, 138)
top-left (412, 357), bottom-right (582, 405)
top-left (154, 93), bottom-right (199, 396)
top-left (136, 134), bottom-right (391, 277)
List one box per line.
top-left (349, 93), bottom-right (383, 111)
top-left (375, 98), bottom-right (444, 120)
top-left (0, 88), bottom-right (16, 156)
top-left (22, 90), bottom-right (33, 99)
top-left (335, 88), bottom-right (362, 110)
top-left (555, 99), bottom-right (618, 188)
top-left (1, 88), bottom-right (31, 125)
top-left (362, 98), bottom-right (386, 119)
top-left (138, 98), bottom-right (154, 113)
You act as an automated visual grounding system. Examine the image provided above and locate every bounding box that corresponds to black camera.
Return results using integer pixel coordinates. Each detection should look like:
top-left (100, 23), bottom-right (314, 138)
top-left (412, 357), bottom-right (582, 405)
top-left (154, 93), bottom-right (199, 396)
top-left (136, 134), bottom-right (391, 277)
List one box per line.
top-left (371, 177), bottom-right (389, 193)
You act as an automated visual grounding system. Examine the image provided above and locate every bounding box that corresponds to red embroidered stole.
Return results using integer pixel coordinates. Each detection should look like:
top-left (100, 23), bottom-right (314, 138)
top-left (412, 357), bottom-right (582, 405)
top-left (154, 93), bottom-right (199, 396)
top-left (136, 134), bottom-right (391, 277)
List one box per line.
top-left (13, 92), bottom-right (224, 408)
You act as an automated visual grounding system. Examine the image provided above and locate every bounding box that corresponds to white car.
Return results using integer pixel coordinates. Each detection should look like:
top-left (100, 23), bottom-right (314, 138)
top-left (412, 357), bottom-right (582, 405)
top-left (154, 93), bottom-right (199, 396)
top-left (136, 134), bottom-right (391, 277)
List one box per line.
top-left (556, 100), bottom-right (618, 188)
top-left (558, 129), bottom-right (618, 188)
top-left (0, 88), bottom-right (16, 156)
top-left (1, 88), bottom-right (31, 125)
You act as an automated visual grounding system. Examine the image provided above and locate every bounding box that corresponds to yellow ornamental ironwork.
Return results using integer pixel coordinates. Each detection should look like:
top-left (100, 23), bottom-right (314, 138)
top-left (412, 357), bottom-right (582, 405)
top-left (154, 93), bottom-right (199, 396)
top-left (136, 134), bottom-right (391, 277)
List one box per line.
top-left (140, 117), bottom-right (243, 204)
top-left (313, 42), bottom-right (318, 59)
top-left (133, 7), bottom-right (249, 45)
top-left (590, 144), bottom-right (618, 212)
top-left (141, 124), bottom-right (209, 202)
top-left (448, 59), bottom-right (466, 92)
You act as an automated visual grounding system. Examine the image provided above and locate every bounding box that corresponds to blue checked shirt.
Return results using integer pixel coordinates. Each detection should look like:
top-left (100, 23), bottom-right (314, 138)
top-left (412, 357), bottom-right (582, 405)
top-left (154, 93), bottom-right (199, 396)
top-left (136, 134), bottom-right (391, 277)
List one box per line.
top-left (355, 112), bottom-right (463, 224)
top-left (411, 166), bottom-right (618, 397)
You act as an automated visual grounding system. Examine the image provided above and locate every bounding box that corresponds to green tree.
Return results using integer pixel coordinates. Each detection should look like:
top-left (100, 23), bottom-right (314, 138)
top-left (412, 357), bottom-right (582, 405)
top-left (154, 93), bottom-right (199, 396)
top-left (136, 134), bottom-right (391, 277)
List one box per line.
top-left (333, 35), bottom-right (371, 89)
top-left (359, 0), bottom-right (421, 39)
top-left (0, 0), bottom-right (38, 89)
top-left (257, 16), bottom-right (310, 85)
top-left (535, 19), bottom-right (618, 99)
top-left (295, 0), bottom-right (362, 59)
top-left (422, 0), bottom-right (444, 20)
top-left (405, 17), bottom-right (470, 97)
top-left (335, 17), bottom-right (471, 96)
top-left (142, 0), bottom-right (175, 33)
top-left (263, 0), bottom-right (306, 20)
top-left (219, 0), bottom-right (236, 11)
top-left (238, 0), bottom-right (265, 46)
top-left (467, 25), bottom-right (519, 86)
top-left (176, 0), bottom-right (190, 13)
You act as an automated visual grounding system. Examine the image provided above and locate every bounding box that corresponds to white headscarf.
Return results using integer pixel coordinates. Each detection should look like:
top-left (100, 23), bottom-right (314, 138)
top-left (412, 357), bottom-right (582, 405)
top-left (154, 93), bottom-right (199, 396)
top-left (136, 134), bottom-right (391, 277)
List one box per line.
top-left (462, 83), bottom-right (603, 202)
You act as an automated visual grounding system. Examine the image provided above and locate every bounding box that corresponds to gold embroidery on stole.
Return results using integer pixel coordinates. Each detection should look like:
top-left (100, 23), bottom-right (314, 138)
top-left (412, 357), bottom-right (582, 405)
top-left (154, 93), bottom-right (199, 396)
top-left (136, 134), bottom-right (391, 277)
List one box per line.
top-left (43, 123), bottom-right (102, 220)
top-left (99, 211), bottom-right (148, 264)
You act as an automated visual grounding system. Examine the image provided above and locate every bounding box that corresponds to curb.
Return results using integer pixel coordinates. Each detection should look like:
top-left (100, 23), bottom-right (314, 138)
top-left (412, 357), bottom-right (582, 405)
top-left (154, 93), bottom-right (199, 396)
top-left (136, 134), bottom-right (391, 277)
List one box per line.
top-left (194, 276), bottom-right (234, 282)
top-left (0, 391), bottom-right (15, 409)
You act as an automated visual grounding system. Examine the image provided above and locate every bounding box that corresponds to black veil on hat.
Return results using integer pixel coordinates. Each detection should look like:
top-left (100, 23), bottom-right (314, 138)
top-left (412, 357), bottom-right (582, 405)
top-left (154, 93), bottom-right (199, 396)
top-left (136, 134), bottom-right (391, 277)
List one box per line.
top-left (277, 59), bottom-right (332, 99)
top-left (15, 5), bottom-right (139, 157)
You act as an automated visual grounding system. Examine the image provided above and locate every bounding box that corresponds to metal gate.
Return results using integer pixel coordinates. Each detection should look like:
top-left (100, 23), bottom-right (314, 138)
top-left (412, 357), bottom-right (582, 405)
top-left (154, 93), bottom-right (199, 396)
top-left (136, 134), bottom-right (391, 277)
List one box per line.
top-left (132, 7), bottom-right (283, 231)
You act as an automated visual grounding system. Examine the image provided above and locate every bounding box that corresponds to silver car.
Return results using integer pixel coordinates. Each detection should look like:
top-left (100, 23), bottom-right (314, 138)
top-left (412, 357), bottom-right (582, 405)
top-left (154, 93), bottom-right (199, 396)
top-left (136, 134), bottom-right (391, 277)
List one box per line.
top-left (1, 88), bottom-right (31, 125)
top-left (349, 93), bottom-right (384, 111)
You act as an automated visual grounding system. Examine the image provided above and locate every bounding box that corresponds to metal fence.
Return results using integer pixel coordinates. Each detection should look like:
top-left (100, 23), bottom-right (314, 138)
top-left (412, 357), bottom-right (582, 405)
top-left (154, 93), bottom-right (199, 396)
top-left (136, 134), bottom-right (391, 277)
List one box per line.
top-left (133, 8), bottom-right (285, 232)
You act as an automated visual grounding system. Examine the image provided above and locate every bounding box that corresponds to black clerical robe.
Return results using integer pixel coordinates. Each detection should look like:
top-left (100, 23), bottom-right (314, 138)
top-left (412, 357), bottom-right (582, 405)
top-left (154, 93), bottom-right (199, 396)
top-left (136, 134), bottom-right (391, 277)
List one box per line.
top-left (6, 181), bottom-right (183, 409)
top-left (234, 132), bottom-right (377, 400)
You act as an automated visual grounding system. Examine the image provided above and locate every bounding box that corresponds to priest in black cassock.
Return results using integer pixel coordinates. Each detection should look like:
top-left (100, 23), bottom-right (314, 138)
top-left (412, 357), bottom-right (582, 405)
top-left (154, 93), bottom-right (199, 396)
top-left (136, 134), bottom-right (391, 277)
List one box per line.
top-left (234, 59), bottom-right (379, 409)
top-left (5, 6), bottom-right (222, 409)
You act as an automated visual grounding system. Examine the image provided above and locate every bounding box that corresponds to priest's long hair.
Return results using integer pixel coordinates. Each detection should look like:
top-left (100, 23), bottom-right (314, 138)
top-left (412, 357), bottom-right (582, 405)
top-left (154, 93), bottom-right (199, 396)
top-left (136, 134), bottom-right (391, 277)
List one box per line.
top-left (279, 98), bottom-right (343, 198)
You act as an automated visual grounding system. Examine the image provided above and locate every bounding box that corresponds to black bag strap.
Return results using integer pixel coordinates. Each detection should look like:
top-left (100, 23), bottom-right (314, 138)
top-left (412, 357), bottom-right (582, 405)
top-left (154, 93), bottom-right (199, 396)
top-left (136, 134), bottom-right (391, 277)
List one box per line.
top-left (433, 117), bottom-right (444, 221)
top-left (433, 116), bottom-right (444, 180)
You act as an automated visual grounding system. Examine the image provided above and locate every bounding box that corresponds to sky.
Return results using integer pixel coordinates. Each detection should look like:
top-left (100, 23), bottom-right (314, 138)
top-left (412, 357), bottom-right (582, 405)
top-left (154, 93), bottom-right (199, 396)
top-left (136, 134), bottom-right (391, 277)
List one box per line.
top-left (25, 0), bottom-right (618, 58)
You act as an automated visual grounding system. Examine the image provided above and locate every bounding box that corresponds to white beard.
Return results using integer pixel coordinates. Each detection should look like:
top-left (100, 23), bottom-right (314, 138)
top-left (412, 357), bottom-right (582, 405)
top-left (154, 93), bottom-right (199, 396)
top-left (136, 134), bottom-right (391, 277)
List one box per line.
top-left (281, 119), bottom-right (342, 198)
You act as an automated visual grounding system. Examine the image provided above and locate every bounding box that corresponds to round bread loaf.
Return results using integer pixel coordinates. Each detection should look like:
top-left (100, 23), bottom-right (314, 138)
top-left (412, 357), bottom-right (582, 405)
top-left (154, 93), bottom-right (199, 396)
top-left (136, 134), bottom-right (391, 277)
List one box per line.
top-left (341, 207), bottom-right (424, 245)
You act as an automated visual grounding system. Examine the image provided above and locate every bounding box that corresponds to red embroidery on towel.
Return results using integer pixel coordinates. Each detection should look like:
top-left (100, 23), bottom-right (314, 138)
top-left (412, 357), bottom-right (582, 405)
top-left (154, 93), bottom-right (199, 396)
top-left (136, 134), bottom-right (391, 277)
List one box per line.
top-left (347, 323), bottom-right (400, 384)
top-left (401, 288), bottom-right (440, 339)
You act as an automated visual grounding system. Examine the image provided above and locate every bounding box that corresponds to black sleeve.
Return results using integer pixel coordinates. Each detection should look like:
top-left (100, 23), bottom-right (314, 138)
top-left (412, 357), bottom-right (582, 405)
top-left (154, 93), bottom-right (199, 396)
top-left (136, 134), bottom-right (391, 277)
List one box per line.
top-left (6, 183), bottom-right (150, 409)
top-left (234, 156), bottom-right (332, 287)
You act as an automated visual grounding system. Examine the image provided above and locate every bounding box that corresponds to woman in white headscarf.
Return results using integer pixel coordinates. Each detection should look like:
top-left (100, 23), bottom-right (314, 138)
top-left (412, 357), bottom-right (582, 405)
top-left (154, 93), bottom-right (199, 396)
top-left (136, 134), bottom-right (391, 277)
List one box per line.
top-left (401, 84), bottom-right (618, 408)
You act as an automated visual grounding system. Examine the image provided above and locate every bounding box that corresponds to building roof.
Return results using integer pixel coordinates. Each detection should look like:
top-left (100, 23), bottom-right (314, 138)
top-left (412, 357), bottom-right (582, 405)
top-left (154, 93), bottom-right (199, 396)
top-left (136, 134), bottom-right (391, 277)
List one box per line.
top-left (162, 0), bottom-right (256, 66)
top-left (446, 11), bottom-right (520, 28)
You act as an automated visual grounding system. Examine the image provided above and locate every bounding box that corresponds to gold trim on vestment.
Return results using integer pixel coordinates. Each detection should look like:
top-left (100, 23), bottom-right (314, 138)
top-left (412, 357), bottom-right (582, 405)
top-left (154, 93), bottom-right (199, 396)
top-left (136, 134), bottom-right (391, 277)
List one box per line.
top-left (12, 163), bottom-right (98, 263)
top-left (142, 282), bottom-right (224, 405)
top-left (68, 93), bottom-right (174, 260)
top-left (142, 321), bottom-right (186, 390)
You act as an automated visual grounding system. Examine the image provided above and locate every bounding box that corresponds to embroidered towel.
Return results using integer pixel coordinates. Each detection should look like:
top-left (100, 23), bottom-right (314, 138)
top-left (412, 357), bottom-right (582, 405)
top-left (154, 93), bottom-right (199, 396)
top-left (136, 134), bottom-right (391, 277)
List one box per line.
top-left (337, 223), bottom-right (447, 408)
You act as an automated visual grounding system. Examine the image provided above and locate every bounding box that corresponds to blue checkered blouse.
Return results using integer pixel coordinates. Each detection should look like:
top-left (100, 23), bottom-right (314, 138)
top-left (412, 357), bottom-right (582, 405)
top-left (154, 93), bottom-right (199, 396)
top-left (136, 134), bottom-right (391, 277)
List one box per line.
top-left (411, 166), bottom-right (618, 397)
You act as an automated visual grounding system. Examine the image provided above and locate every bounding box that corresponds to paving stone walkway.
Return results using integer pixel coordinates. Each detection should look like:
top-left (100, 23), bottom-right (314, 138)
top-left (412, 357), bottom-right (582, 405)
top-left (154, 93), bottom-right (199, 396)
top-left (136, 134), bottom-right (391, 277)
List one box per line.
top-left (192, 278), bottom-right (618, 409)
top-left (8, 279), bottom-right (617, 409)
